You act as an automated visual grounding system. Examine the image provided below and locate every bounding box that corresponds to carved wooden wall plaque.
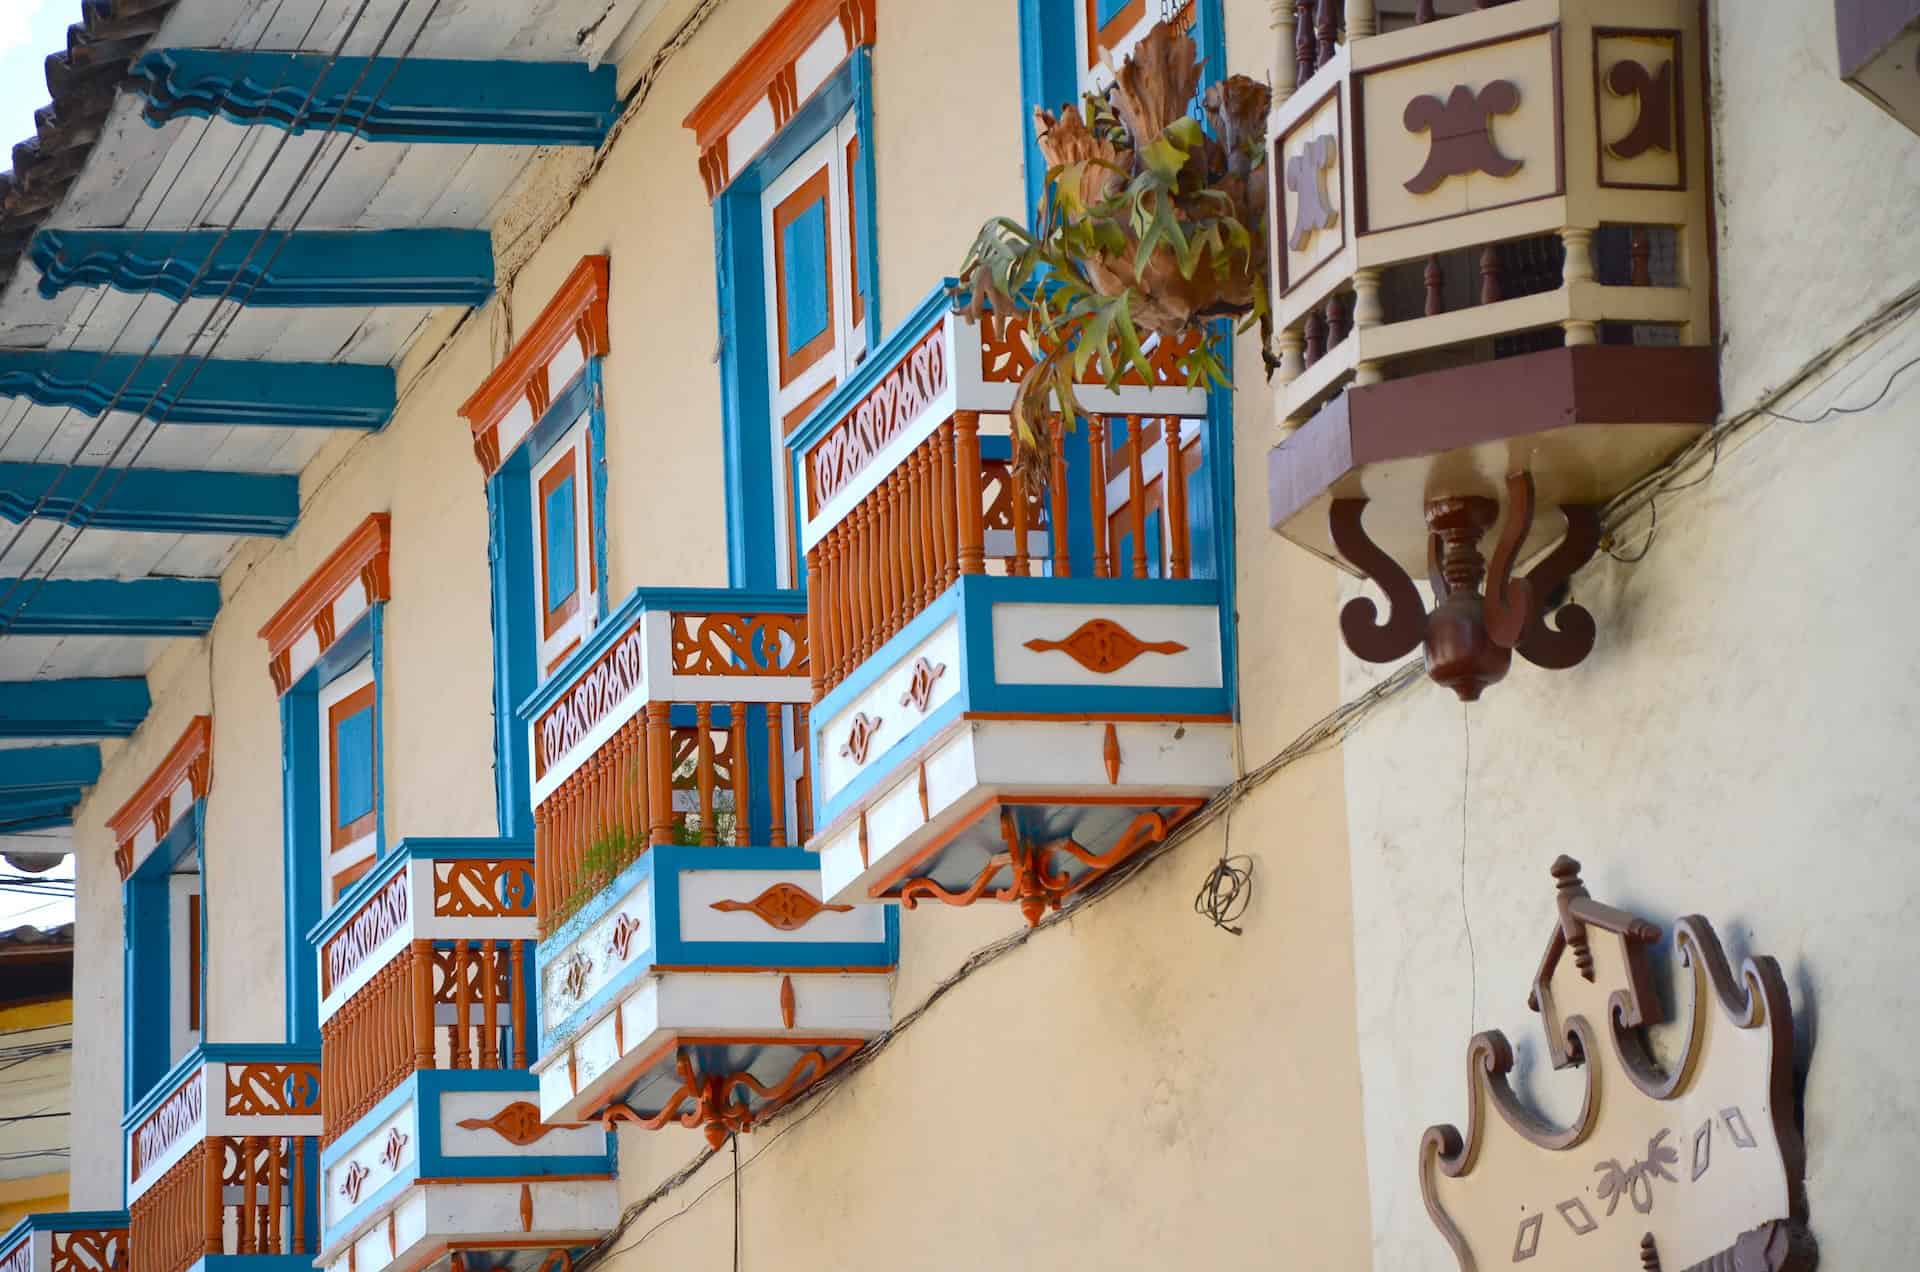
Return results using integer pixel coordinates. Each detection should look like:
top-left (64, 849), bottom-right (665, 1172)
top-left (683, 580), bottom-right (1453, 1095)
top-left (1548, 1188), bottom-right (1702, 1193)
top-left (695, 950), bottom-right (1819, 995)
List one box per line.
top-left (1419, 857), bottom-right (1814, 1271)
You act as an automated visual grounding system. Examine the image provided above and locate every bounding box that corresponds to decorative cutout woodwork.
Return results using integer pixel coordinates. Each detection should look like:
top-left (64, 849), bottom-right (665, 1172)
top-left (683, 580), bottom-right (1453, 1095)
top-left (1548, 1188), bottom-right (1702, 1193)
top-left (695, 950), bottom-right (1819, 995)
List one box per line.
top-left (376, 1127), bottom-right (407, 1170)
top-left (1022, 619), bottom-right (1188, 673)
top-left (561, 952), bottom-right (594, 1003)
top-left (457, 1101), bottom-right (572, 1146)
top-left (321, 869), bottom-right (409, 995)
top-left (840, 713), bottom-right (883, 764)
top-left (1402, 81), bottom-right (1524, 194)
top-left (807, 326), bottom-right (948, 511)
top-left (50, 1229), bottom-right (125, 1272)
top-left (1103, 723), bottom-right (1122, 784)
top-left (434, 858), bottom-right (535, 917)
top-left (898, 657), bottom-right (947, 712)
top-left (975, 309), bottom-right (1201, 388)
top-left (1419, 857), bottom-right (1815, 1271)
top-left (897, 807), bottom-right (1171, 927)
top-left (534, 620), bottom-right (644, 780)
top-left (600, 1043), bottom-right (861, 1148)
top-left (1605, 59), bottom-right (1675, 158)
top-left (710, 882), bottom-right (853, 931)
top-left (338, 1161), bottom-right (370, 1203)
top-left (1330, 472), bottom-right (1601, 701)
top-left (608, 912), bottom-right (644, 962)
top-left (779, 975), bottom-right (796, 1029)
top-left (670, 611), bottom-right (808, 676)
top-left (1286, 134), bottom-right (1341, 249)
top-left (225, 1062), bottom-right (321, 1116)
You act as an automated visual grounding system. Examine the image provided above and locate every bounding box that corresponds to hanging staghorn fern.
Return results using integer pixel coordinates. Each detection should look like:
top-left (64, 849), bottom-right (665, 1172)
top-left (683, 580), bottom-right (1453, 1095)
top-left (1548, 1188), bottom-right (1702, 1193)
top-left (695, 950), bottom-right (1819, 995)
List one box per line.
top-left (958, 21), bottom-right (1271, 464)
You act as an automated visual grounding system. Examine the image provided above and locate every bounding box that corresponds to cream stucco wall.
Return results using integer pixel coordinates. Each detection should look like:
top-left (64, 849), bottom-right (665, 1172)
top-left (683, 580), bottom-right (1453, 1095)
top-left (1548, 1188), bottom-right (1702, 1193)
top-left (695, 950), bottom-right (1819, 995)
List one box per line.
top-left (1339, 2), bottom-right (1920, 1267)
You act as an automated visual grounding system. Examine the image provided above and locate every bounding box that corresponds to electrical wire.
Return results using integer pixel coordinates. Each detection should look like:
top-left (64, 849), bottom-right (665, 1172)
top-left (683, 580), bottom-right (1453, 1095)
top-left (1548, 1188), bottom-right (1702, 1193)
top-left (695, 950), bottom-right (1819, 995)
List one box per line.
top-left (1192, 855), bottom-right (1251, 933)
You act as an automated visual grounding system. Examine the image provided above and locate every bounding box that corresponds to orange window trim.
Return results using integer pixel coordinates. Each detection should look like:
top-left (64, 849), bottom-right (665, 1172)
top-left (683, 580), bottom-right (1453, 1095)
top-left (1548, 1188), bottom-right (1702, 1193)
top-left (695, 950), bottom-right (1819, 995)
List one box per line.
top-left (331, 854), bottom-right (376, 904)
top-left (773, 168), bottom-right (837, 390)
top-left (537, 447), bottom-right (582, 640)
top-left (260, 513), bottom-right (392, 691)
top-left (328, 681), bottom-right (379, 853)
top-left (105, 716), bottom-right (213, 877)
top-left (1086, 0), bottom-right (1147, 67)
top-left (460, 255), bottom-right (612, 476)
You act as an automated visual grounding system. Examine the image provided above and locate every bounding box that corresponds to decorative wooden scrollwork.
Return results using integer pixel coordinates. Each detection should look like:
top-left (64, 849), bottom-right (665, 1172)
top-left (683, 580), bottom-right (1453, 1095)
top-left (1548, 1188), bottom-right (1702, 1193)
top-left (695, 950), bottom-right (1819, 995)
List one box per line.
top-left (456, 1100), bottom-right (575, 1146)
top-left (600, 1043), bottom-right (861, 1149)
top-left (1330, 472), bottom-right (1602, 701)
top-left (225, 1062), bottom-right (321, 1115)
top-left (899, 657), bottom-right (947, 712)
top-left (49, 1231), bottom-right (125, 1272)
top-left (1022, 618), bottom-right (1188, 673)
top-left (434, 858), bottom-right (535, 917)
top-left (670, 611), bottom-right (808, 676)
top-left (709, 882), bottom-right (852, 931)
top-left (897, 808), bottom-right (1170, 927)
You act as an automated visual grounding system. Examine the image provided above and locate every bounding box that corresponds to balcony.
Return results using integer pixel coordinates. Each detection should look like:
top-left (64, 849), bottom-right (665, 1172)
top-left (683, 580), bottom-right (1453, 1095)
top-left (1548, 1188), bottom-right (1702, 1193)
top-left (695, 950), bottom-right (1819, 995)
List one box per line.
top-left (521, 589), bottom-right (896, 1139)
top-left (785, 284), bottom-right (1236, 922)
top-left (1265, 0), bottom-right (1718, 697)
top-left (0, 1213), bottom-right (126, 1272)
top-left (123, 1046), bottom-right (320, 1272)
top-left (306, 841), bottom-right (614, 1272)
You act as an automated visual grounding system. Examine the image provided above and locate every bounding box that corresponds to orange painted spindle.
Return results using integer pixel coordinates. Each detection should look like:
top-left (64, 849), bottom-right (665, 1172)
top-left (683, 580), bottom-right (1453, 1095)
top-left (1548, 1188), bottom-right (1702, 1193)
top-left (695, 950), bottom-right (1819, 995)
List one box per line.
top-left (1126, 415), bottom-right (1148, 578)
top-left (1164, 419), bottom-right (1190, 579)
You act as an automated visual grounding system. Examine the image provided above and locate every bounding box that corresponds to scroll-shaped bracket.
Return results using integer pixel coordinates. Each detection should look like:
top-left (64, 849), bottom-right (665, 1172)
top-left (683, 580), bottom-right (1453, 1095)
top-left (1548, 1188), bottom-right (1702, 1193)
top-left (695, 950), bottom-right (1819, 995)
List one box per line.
top-left (1482, 470), bottom-right (1537, 650)
top-left (1330, 498), bottom-right (1424, 662)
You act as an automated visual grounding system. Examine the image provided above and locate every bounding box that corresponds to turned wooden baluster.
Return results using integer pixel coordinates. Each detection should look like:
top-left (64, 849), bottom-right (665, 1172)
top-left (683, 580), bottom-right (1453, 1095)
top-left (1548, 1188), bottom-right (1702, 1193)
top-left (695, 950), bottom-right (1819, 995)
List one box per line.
top-left (954, 412), bottom-right (985, 574)
top-left (290, 1135), bottom-right (306, 1254)
top-left (934, 422), bottom-right (958, 588)
top-left (1326, 293), bottom-right (1350, 345)
top-left (203, 1141), bottom-right (222, 1257)
top-left (1481, 244), bottom-right (1505, 304)
top-left (411, 939), bottom-right (433, 1069)
top-left (1415, 0), bottom-right (1435, 22)
top-left (451, 941), bottom-right (472, 1069)
top-left (1295, 0), bottom-right (1317, 83)
top-left (1315, 0), bottom-right (1337, 68)
top-left (240, 1137), bottom-right (258, 1254)
top-left (1425, 254), bottom-right (1445, 316)
top-left (1303, 308), bottom-right (1327, 366)
top-left (766, 707), bottom-right (787, 848)
top-left (731, 701), bottom-right (750, 846)
top-left (909, 442), bottom-right (930, 608)
top-left (1089, 416), bottom-right (1111, 578)
top-left (533, 806), bottom-right (549, 933)
top-left (1164, 420), bottom-right (1191, 579)
top-left (857, 501), bottom-right (879, 658)
top-left (267, 1135), bottom-right (282, 1253)
top-left (693, 703), bottom-right (715, 845)
top-left (1631, 227), bottom-right (1652, 286)
top-left (480, 939), bottom-right (499, 1068)
top-left (1047, 414), bottom-right (1070, 576)
top-left (646, 703), bottom-right (673, 845)
top-left (1125, 415), bottom-right (1149, 578)
top-left (1008, 450), bottom-right (1032, 577)
top-left (804, 547), bottom-right (825, 701)
top-left (510, 941), bottom-right (528, 1068)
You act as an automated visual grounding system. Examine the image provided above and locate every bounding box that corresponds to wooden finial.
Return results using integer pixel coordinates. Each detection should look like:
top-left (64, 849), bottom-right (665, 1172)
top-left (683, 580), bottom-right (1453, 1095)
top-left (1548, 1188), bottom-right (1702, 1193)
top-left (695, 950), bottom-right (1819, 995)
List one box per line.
top-left (1640, 1233), bottom-right (1662, 1271)
top-left (1551, 855), bottom-right (1595, 980)
top-left (1424, 253), bottom-right (1445, 316)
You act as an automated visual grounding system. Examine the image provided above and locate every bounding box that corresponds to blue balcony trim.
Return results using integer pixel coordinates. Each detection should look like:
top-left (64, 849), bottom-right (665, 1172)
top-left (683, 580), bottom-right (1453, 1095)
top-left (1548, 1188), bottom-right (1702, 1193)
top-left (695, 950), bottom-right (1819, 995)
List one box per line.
top-left (787, 278), bottom-right (953, 462)
top-left (0, 1212), bottom-right (130, 1260)
top-left (516, 586), bottom-right (808, 724)
top-left (281, 680), bottom-right (321, 1049)
top-left (319, 1070), bottom-right (613, 1250)
top-left (534, 845), bottom-right (898, 1052)
top-left (306, 837), bottom-right (533, 949)
top-left (132, 51), bottom-right (619, 147)
top-left (0, 577), bottom-right (219, 636)
top-left (0, 744), bottom-right (100, 795)
top-left (30, 229), bottom-right (494, 308)
top-left (0, 350), bottom-right (394, 430)
top-left (121, 1043), bottom-right (322, 1134)
top-left (0, 463), bottom-right (299, 536)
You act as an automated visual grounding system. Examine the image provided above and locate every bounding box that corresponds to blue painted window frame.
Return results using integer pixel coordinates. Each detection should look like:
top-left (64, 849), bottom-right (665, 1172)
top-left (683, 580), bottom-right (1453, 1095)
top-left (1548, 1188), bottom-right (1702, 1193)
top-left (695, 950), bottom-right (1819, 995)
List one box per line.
top-left (713, 49), bottom-right (880, 590)
top-left (123, 805), bottom-right (205, 1109)
top-left (280, 608), bottom-right (386, 1047)
top-left (1015, 0), bottom-right (1238, 709)
top-left (483, 360), bottom-right (609, 839)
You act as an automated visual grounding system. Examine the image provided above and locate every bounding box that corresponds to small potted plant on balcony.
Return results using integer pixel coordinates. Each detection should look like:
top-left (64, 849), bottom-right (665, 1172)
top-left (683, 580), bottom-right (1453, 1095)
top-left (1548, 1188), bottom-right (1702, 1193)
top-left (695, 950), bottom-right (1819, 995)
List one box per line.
top-left (958, 20), bottom-right (1271, 463)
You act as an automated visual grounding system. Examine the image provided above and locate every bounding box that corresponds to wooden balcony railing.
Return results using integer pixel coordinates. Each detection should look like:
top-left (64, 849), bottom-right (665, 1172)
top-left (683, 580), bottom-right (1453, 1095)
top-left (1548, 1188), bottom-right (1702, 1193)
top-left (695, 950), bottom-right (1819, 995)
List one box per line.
top-left (806, 411), bottom-right (1199, 697)
top-left (320, 939), bottom-right (530, 1143)
top-left (129, 1136), bottom-right (311, 1272)
top-left (523, 592), bottom-right (815, 938)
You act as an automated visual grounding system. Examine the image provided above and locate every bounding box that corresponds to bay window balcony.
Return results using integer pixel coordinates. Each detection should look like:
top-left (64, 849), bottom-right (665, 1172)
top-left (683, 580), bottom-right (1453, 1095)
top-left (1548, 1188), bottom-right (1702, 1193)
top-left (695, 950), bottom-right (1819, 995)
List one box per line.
top-left (521, 589), bottom-right (895, 1141)
top-left (123, 1046), bottom-right (321, 1272)
top-left (306, 841), bottom-right (614, 1272)
top-left (0, 1212), bottom-right (126, 1272)
top-left (1266, 0), bottom-right (1719, 698)
top-left (786, 284), bottom-right (1237, 923)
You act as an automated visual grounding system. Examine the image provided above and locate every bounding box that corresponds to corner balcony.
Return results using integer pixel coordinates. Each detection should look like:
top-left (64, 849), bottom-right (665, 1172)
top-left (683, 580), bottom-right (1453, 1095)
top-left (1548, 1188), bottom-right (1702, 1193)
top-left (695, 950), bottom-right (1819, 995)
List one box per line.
top-left (0, 1212), bottom-right (126, 1272)
top-left (521, 589), bottom-right (895, 1141)
top-left (1265, 0), bottom-right (1718, 697)
top-left (786, 285), bottom-right (1236, 923)
top-left (307, 841), bottom-right (614, 1272)
top-left (123, 1045), bottom-right (321, 1272)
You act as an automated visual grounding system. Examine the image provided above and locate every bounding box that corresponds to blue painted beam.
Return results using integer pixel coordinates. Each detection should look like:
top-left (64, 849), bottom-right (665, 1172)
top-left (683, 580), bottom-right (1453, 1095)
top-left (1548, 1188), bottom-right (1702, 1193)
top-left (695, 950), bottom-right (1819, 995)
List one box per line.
top-left (0, 351), bottom-right (393, 430)
top-left (0, 745), bottom-right (101, 795)
top-left (0, 463), bottom-right (299, 536)
top-left (0, 794), bottom-right (80, 835)
top-left (31, 228), bottom-right (495, 308)
top-left (0, 678), bottom-right (150, 738)
top-left (133, 50), bottom-right (619, 147)
top-left (0, 578), bottom-right (220, 636)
